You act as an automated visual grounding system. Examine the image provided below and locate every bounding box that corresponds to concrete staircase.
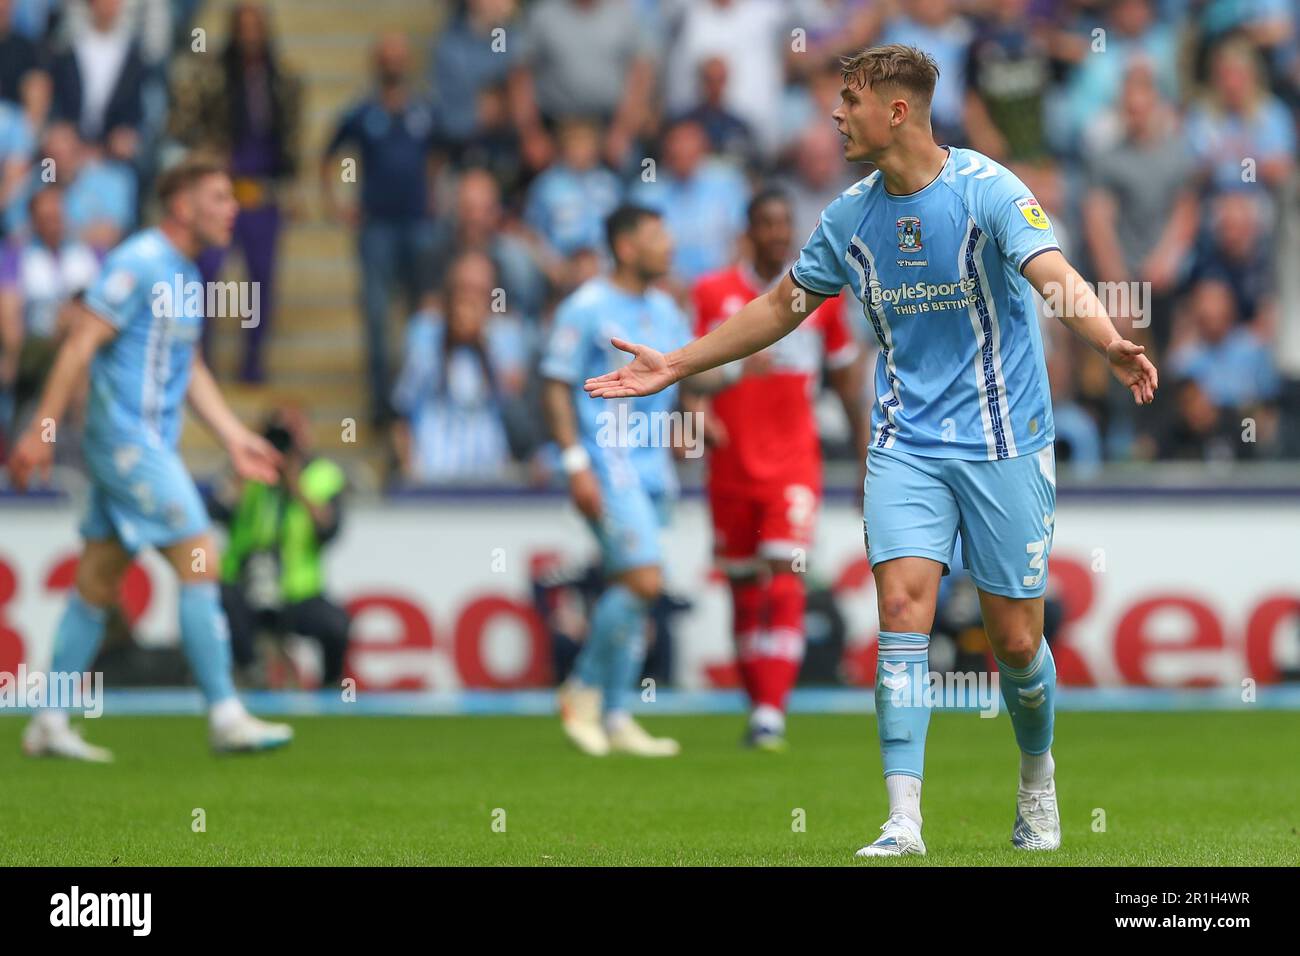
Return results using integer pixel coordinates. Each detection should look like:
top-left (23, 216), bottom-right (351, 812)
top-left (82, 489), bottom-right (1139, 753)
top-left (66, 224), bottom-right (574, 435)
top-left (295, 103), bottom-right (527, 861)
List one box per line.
top-left (181, 0), bottom-right (448, 487)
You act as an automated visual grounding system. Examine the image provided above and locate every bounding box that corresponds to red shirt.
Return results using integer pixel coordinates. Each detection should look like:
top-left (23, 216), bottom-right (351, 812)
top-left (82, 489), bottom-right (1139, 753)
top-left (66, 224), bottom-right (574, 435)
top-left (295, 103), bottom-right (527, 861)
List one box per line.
top-left (692, 265), bottom-right (858, 495)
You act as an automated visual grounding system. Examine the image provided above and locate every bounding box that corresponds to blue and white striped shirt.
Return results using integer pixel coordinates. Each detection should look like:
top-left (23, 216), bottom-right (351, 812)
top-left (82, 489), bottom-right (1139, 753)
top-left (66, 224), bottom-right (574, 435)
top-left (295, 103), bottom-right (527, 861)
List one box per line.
top-left (83, 228), bottom-right (203, 450)
top-left (792, 146), bottom-right (1058, 461)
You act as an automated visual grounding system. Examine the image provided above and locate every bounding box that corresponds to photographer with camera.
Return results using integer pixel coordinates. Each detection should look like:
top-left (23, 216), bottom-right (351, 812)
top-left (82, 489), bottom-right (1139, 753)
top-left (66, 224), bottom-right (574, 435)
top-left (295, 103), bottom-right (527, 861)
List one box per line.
top-left (210, 405), bottom-right (351, 688)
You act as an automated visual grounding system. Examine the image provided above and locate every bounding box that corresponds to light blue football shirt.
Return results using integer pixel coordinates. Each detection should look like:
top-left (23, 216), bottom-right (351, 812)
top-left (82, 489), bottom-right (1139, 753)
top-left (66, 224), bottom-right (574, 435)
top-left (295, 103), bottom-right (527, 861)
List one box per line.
top-left (793, 146), bottom-right (1058, 461)
top-left (82, 228), bottom-right (205, 450)
top-left (541, 276), bottom-right (691, 495)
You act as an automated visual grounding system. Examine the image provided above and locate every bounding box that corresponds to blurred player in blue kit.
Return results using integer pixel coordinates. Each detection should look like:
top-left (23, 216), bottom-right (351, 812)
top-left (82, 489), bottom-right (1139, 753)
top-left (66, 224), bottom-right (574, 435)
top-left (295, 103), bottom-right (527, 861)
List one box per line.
top-left (583, 46), bottom-right (1158, 854)
top-left (541, 205), bottom-right (692, 758)
top-left (8, 154), bottom-right (295, 760)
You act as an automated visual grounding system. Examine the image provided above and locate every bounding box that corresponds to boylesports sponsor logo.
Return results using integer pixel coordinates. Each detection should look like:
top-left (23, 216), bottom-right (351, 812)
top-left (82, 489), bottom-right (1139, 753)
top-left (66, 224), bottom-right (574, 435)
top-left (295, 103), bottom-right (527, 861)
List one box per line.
top-left (867, 276), bottom-right (980, 315)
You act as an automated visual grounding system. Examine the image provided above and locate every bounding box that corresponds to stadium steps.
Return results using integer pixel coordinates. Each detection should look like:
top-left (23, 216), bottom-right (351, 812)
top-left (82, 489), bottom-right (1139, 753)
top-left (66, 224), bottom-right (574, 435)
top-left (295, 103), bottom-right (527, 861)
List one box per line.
top-left (181, 0), bottom-right (446, 485)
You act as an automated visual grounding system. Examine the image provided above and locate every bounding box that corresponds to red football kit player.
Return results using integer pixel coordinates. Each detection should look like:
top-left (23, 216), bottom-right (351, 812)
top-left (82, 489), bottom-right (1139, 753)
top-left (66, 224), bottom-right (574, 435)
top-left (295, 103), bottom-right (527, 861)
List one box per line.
top-left (692, 190), bottom-right (866, 748)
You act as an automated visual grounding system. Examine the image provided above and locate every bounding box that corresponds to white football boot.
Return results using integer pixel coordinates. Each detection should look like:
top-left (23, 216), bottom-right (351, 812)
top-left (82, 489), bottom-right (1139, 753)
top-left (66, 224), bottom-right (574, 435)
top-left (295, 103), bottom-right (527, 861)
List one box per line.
top-left (1011, 780), bottom-right (1061, 850)
top-left (557, 681), bottom-right (610, 756)
top-left (210, 709), bottom-right (293, 753)
top-left (855, 810), bottom-right (927, 858)
top-left (22, 715), bottom-right (114, 763)
top-left (606, 714), bottom-right (680, 757)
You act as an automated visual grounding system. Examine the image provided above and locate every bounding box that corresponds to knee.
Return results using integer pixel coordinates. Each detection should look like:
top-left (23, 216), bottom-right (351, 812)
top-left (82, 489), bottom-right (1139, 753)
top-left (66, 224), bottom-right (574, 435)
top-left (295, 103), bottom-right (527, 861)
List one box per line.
top-left (621, 567), bottom-right (662, 603)
top-left (171, 535), bottom-right (222, 585)
top-left (993, 631), bottom-right (1038, 668)
top-left (75, 564), bottom-right (124, 609)
top-left (879, 588), bottom-right (925, 630)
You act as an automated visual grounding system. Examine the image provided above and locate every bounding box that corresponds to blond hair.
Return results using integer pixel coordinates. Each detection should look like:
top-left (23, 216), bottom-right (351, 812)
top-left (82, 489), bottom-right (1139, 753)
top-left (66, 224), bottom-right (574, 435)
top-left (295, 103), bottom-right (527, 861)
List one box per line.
top-left (840, 44), bottom-right (940, 108)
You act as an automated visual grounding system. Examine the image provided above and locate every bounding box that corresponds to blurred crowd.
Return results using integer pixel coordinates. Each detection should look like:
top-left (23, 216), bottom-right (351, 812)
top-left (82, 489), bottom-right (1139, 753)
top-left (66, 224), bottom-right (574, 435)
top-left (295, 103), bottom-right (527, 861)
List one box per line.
top-left (2, 0), bottom-right (1299, 488)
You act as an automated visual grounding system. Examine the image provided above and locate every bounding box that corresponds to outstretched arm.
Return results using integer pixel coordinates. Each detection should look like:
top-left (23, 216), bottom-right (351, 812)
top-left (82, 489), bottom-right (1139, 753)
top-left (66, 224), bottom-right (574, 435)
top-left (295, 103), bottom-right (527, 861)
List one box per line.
top-left (1023, 250), bottom-right (1158, 405)
top-left (187, 354), bottom-right (282, 482)
top-left (585, 274), bottom-right (826, 398)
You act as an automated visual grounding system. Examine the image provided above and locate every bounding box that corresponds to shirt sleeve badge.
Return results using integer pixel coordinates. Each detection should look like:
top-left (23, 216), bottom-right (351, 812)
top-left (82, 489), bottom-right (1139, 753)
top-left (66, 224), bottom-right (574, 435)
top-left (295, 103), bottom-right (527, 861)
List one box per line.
top-left (1015, 197), bottom-right (1051, 230)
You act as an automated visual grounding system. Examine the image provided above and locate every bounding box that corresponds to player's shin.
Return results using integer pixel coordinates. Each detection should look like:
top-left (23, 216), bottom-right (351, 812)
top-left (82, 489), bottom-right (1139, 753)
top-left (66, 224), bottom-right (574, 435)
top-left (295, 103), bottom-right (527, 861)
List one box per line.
top-left (572, 582), bottom-right (635, 691)
top-left (597, 584), bottom-right (651, 718)
top-left (748, 572), bottom-right (806, 733)
top-left (728, 575), bottom-right (765, 704)
top-left (995, 638), bottom-right (1057, 787)
top-left (875, 631), bottom-right (932, 824)
top-left (178, 581), bottom-right (238, 709)
top-left (37, 593), bottom-right (110, 730)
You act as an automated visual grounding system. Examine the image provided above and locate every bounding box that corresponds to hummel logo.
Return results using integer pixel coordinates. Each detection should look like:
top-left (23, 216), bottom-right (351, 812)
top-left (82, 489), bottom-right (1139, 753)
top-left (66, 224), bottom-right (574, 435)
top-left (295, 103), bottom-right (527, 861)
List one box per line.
top-left (957, 157), bottom-right (999, 179)
top-left (1018, 684), bottom-right (1047, 709)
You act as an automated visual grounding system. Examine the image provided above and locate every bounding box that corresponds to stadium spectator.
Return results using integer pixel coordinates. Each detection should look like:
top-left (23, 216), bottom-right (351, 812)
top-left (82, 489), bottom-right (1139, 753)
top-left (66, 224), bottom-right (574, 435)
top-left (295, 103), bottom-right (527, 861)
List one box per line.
top-left (212, 405), bottom-right (352, 688)
top-left (0, 96), bottom-right (34, 225)
top-left (523, 117), bottom-right (623, 261)
top-left (878, 0), bottom-right (974, 145)
top-left (1195, 0), bottom-right (1296, 82)
top-left (778, 59), bottom-right (847, 157)
top-left (0, 0), bottom-right (45, 117)
top-left (1082, 63), bottom-right (1198, 350)
top-left (963, 0), bottom-right (1053, 165)
top-left (0, 187), bottom-right (99, 442)
top-left (1057, 0), bottom-right (1179, 153)
top-left (509, 0), bottom-right (656, 171)
top-left (451, 80), bottom-right (525, 203)
top-left (1169, 280), bottom-right (1281, 420)
top-left (1188, 192), bottom-right (1278, 335)
top-left (321, 31), bottom-right (439, 425)
top-left (774, 122), bottom-right (858, 248)
top-left (629, 117), bottom-right (748, 285)
top-left (169, 1), bottom-right (303, 382)
top-left (63, 0), bottom-right (174, 70)
top-left (390, 251), bottom-right (529, 484)
top-left (662, 0), bottom-right (788, 157)
top-left (783, 0), bottom-right (882, 82)
top-left (5, 122), bottom-right (136, 249)
top-left (1186, 37), bottom-right (1296, 196)
top-left (675, 56), bottom-right (760, 170)
top-left (49, 0), bottom-right (148, 163)
top-left (429, 0), bottom-right (519, 164)
top-left (1154, 376), bottom-right (1242, 462)
top-left (426, 167), bottom-right (547, 321)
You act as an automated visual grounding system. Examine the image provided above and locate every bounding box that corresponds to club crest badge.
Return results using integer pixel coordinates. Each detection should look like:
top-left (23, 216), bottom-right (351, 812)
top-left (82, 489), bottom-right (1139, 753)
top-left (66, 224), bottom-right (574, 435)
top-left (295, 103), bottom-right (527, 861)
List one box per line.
top-left (897, 216), bottom-right (922, 252)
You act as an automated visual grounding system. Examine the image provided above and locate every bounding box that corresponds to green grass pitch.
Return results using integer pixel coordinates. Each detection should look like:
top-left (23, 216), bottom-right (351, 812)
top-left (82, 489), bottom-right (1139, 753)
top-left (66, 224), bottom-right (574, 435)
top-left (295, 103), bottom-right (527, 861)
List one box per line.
top-left (1, 711), bottom-right (1296, 866)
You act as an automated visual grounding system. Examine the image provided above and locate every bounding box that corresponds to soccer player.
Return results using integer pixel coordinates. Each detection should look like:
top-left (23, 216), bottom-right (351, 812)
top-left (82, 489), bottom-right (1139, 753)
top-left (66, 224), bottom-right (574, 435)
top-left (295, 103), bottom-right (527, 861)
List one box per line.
top-left (8, 154), bottom-right (295, 761)
top-left (541, 205), bottom-right (692, 758)
top-left (692, 189), bottom-right (866, 751)
top-left (583, 46), bottom-right (1158, 853)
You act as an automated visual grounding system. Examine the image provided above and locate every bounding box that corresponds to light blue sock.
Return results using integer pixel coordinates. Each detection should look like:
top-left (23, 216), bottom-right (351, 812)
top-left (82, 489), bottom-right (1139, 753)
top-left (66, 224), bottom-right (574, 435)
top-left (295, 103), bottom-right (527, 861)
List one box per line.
top-left (49, 592), bottom-right (109, 686)
top-left (875, 631), bottom-right (932, 780)
top-left (602, 588), bottom-right (649, 716)
top-left (573, 584), bottom-right (648, 714)
top-left (178, 582), bottom-right (237, 706)
top-left (995, 639), bottom-right (1056, 755)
